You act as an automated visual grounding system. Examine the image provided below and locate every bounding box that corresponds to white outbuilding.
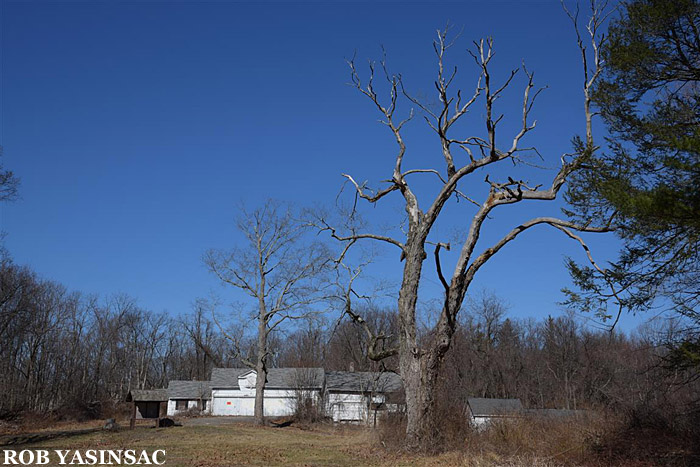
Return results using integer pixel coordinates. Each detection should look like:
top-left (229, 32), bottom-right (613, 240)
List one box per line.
top-left (325, 371), bottom-right (403, 424)
top-left (466, 397), bottom-right (524, 428)
top-left (166, 380), bottom-right (211, 416)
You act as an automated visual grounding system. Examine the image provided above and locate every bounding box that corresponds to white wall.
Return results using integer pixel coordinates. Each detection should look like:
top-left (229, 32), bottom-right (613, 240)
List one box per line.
top-left (327, 393), bottom-right (366, 423)
top-left (211, 388), bottom-right (322, 417)
top-left (166, 399), bottom-right (211, 417)
top-left (470, 415), bottom-right (491, 430)
top-left (326, 392), bottom-right (388, 423)
top-left (469, 415), bottom-right (521, 430)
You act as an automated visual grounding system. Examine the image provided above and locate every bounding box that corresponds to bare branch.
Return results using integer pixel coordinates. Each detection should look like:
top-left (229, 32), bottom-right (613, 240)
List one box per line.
top-left (463, 217), bottom-right (612, 286)
top-left (314, 217), bottom-right (405, 257)
top-left (342, 173), bottom-right (399, 204)
top-left (334, 261), bottom-right (399, 361)
top-left (433, 242), bottom-right (451, 294)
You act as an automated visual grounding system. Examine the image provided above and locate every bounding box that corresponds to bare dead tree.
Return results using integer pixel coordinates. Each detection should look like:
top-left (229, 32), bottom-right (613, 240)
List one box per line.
top-left (204, 200), bottom-right (330, 425)
top-left (317, 4), bottom-right (612, 446)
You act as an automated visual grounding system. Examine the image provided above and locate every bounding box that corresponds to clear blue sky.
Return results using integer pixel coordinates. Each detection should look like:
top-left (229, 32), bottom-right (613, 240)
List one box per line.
top-left (1, 0), bottom-right (646, 331)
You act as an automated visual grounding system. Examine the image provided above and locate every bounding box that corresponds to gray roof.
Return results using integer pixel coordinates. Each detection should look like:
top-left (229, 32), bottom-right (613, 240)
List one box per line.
top-left (210, 368), bottom-right (250, 388)
top-left (127, 389), bottom-right (168, 402)
top-left (325, 371), bottom-right (403, 393)
top-left (167, 380), bottom-right (211, 400)
top-left (467, 398), bottom-right (523, 417)
top-left (210, 367), bottom-right (325, 389)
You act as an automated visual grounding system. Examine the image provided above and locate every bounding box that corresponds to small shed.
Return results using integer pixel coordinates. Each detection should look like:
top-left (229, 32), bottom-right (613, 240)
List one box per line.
top-left (126, 389), bottom-right (168, 428)
top-left (467, 397), bottom-right (523, 429)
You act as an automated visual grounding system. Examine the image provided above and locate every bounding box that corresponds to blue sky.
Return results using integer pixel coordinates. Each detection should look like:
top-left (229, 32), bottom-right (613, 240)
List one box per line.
top-left (1, 0), bottom-right (647, 331)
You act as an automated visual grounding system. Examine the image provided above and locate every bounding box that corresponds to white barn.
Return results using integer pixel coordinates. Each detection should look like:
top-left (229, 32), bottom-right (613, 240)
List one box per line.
top-left (209, 367), bottom-right (325, 417)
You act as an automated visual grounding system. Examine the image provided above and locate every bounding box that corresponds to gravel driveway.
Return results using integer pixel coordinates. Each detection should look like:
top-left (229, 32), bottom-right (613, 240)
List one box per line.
top-left (180, 416), bottom-right (257, 426)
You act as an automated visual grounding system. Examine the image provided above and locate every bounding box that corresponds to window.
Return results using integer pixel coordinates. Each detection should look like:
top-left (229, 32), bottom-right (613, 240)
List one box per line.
top-left (176, 400), bottom-right (188, 411)
top-left (200, 400), bottom-right (207, 410)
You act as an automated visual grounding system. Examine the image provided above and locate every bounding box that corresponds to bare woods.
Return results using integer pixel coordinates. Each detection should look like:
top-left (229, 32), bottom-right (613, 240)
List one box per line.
top-left (1, 254), bottom-right (696, 433)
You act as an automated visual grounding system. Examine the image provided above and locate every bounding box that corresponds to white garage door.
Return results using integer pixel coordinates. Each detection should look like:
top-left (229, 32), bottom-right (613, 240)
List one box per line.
top-left (212, 396), bottom-right (254, 416)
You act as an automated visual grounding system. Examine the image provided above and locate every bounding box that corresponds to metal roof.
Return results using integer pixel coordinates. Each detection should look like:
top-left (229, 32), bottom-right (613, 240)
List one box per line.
top-left (210, 367), bottom-right (325, 389)
top-left (126, 389), bottom-right (168, 402)
top-left (467, 398), bottom-right (523, 417)
top-left (167, 380), bottom-right (211, 400)
top-left (325, 371), bottom-right (403, 393)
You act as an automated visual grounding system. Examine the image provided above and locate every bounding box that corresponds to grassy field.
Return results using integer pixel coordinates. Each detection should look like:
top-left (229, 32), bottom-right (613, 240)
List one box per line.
top-left (12, 413), bottom-right (687, 466)
top-left (7, 420), bottom-right (575, 467)
top-left (15, 422), bottom-right (409, 466)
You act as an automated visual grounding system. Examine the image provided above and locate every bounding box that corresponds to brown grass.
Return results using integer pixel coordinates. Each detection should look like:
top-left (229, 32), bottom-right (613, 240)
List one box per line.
top-left (377, 411), bottom-right (678, 466)
top-left (6, 419), bottom-right (615, 466)
top-left (9, 413), bottom-right (698, 466)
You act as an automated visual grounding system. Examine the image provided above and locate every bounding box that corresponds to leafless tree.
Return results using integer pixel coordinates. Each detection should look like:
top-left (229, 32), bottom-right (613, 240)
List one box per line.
top-left (318, 4), bottom-right (612, 445)
top-left (0, 150), bottom-right (19, 203)
top-left (183, 300), bottom-right (225, 379)
top-left (204, 200), bottom-right (330, 425)
top-left (276, 322), bottom-right (327, 368)
top-left (287, 367), bottom-right (325, 423)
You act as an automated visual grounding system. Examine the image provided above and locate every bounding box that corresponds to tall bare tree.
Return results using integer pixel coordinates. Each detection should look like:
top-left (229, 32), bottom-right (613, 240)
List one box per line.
top-left (319, 5), bottom-right (612, 445)
top-left (205, 200), bottom-right (329, 425)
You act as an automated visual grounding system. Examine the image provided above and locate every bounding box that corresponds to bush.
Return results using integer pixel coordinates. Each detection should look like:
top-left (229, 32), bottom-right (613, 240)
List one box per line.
top-left (593, 403), bottom-right (700, 466)
top-left (291, 393), bottom-right (325, 424)
top-left (377, 404), bottom-right (609, 464)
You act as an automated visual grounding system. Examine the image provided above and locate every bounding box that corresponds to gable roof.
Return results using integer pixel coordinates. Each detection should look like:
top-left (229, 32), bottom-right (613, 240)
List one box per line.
top-left (126, 389), bottom-right (168, 402)
top-left (467, 398), bottom-right (523, 417)
top-left (210, 367), bottom-right (325, 389)
top-left (210, 368), bottom-right (250, 388)
top-left (325, 371), bottom-right (403, 393)
top-left (167, 380), bottom-right (211, 400)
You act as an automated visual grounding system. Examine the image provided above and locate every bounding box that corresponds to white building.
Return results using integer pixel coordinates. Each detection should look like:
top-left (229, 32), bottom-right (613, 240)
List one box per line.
top-left (466, 397), bottom-right (523, 429)
top-left (325, 371), bottom-right (403, 424)
top-left (209, 367), bottom-right (325, 417)
top-left (158, 367), bottom-right (404, 422)
top-left (166, 380), bottom-right (211, 416)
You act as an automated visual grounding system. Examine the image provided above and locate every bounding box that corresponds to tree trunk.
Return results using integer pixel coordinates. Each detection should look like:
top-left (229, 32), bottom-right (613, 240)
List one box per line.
top-left (400, 232), bottom-right (461, 446)
top-left (397, 235), bottom-right (430, 446)
top-left (402, 316), bottom-right (456, 447)
top-left (254, 312), bottom-right (267, 425)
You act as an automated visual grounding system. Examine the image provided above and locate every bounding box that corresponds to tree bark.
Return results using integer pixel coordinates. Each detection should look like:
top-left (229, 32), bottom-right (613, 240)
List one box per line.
top-left (398, 233), bottom-right (431, 446)
top-left (254, 300), bottom-right (267, 425)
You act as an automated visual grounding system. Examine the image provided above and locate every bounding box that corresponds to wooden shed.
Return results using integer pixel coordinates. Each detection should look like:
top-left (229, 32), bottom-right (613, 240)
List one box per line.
top-left (126, 389), bottom-right (168, 428)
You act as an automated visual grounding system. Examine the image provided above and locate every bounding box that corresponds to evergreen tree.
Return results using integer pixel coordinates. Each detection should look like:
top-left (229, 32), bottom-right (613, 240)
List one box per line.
top-left (565, 0), bottom-right (700, 368)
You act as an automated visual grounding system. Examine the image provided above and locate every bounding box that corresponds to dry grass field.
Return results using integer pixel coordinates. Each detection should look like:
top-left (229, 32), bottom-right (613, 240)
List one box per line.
top-left (5, 419), bottom-right (597, 467)
top-left (12, 422), bottom-right (400, 466)
top-left (5, 414), bottom-right (694, 466)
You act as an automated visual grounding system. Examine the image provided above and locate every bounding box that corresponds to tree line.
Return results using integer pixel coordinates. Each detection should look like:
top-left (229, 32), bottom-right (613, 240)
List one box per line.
top-left (0, 256), bottom-right (228, 418)
top-left (2, 251), bottom-right (696, 426)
